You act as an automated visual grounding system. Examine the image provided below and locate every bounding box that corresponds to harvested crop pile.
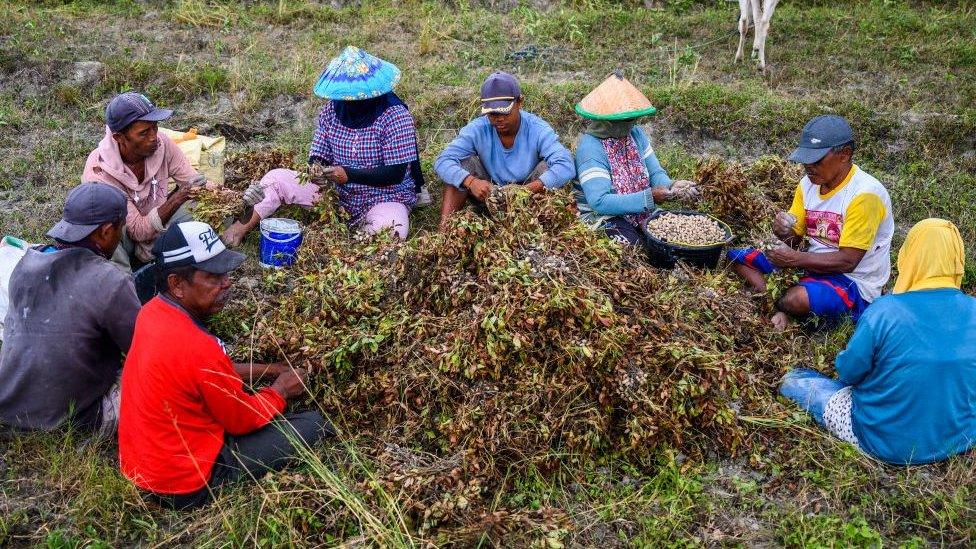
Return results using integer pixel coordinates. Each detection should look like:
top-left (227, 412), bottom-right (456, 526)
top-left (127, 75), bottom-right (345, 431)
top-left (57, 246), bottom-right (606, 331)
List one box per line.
top-left (190, 186), bottom-right (241, 229)
top-left (223, 149), bottom-right (298, 190)
top-left (221, 174), bottom-right (804, 538)
top-left (645, 212), bottom-right (727, 245)
top-left (696, 155), bottom-right (802, 239)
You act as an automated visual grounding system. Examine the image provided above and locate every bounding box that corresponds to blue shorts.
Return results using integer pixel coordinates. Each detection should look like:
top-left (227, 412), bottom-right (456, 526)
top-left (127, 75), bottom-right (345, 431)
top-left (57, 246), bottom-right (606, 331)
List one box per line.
top-left (727, 247), bottom-right (777, 274)
top-left (727, 248), bottom-right (868, 322)
top-left (799, 273), bottom-right (868, 322)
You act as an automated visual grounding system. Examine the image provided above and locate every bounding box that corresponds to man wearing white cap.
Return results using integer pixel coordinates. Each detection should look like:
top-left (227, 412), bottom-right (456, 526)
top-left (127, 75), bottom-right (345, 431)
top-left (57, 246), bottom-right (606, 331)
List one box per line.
top-left (119, 221), bottom-right (335, 509)
top-left (0, 182), bottom-right (139, 435)
top-left (434, 71), bottom-right (576, 230)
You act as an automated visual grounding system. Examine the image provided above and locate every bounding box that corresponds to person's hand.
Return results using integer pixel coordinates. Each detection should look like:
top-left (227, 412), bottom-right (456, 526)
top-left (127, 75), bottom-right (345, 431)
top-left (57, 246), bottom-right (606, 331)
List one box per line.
top-left (270, 367), bottom-right (308, 400)
top-left (242, 181), bottom-right (265, 206)
top-left (463, 176), bottom-right (492, 202)
top-left (766, 244), bottom-right (799, 268)
top-left (170, 184), bottom-right (195, 205)
top-left (670, 179), bottom-right (699, 200)
top-left (323, 166), bottom-right (348, 185)
top-left (772, 211), bottom-right (798, 240)
top-left (651, 186), bottom-right (675, 203)
top-left (309, 163), bottom-right (329, 187)
top-left (524, 180), bottom-right (545, 194)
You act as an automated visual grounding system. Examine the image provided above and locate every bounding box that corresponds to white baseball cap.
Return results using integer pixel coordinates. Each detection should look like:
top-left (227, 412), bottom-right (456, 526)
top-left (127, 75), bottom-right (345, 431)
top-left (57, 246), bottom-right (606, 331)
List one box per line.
top-left (151, 221), bottom-right (244, 274)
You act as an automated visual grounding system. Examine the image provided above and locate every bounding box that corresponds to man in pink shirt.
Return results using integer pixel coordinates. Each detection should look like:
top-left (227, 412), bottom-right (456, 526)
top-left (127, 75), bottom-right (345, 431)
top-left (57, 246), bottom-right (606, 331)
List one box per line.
top-left (83, 92), bottom-right (321, 271)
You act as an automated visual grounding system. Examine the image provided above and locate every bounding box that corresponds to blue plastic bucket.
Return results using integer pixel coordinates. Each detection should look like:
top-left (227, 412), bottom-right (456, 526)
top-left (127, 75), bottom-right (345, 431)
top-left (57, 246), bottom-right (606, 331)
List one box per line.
top-left (259, 218), bottom-right (303, 268)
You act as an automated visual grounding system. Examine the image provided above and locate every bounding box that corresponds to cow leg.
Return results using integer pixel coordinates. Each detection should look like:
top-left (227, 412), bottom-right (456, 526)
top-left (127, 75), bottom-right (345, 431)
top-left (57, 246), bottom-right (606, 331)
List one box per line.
top-left (750, 0), bottom-right (763, 58)
top-left (735, 0), bottom-right (751, 62)
top-left (757, 0), bottom-right (779, 71)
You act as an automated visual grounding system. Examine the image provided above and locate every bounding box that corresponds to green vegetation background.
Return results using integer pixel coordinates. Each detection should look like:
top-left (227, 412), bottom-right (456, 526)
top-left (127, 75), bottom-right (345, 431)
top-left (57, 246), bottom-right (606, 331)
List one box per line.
top-left (0, 0), bottom-right (974, 546)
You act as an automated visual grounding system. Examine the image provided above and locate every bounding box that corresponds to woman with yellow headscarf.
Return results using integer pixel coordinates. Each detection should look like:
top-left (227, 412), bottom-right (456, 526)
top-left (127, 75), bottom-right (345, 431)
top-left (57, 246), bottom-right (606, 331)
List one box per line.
top-left (780, 219), bottom-right (976, 464)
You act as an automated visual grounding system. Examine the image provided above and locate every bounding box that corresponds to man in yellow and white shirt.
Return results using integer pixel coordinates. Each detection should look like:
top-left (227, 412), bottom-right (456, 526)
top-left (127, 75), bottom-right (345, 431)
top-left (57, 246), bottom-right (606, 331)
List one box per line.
top-left (728, 115), bottom-right (894, 329)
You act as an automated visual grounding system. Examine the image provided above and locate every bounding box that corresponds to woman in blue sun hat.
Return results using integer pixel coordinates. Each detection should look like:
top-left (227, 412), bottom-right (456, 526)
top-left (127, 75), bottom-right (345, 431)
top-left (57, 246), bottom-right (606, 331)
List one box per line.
top-left (308, 46), bottom-right (427, 239)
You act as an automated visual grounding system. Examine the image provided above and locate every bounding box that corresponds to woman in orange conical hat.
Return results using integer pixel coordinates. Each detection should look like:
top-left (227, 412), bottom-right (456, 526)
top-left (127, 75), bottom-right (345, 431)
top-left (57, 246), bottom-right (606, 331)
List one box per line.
top-left (572, 71), bottom-right (699, 246)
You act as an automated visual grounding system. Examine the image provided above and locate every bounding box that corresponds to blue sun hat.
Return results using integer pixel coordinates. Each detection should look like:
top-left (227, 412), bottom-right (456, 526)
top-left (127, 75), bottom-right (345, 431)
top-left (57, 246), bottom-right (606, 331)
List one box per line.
top-left (313, 46), bottom-right (402, 100)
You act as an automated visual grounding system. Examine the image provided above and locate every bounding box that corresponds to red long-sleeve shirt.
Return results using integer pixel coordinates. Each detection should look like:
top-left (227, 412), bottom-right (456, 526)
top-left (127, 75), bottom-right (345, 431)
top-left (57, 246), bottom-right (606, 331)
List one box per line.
top-left (118, 296), bottom-right (285, 495)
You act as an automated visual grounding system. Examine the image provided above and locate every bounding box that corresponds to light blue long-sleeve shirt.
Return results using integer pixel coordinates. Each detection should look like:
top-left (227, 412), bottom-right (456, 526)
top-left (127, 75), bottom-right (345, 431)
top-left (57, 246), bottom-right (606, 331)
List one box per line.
top-left (572, 127), bottom-right (672, 226)
top-left (433, 111), bottom-right (575, 189)
top-left (835, 288), bottom-right (976, 464)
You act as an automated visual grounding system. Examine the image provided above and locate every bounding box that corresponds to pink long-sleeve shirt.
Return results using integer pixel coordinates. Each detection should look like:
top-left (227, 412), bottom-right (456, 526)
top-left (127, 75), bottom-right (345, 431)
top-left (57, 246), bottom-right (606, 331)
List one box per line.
top-left (83, 126), bottom-right (198, 262)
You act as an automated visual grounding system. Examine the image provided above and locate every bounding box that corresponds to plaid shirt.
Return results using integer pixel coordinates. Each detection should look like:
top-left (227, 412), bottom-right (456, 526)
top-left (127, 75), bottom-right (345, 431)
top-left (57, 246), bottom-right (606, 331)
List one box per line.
top-left (309, 102), bottom-right (418, 222)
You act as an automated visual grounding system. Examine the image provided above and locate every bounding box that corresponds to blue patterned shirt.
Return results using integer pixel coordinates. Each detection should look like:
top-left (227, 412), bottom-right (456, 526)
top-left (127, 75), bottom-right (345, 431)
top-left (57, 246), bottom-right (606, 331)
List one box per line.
top-left (309, 101), bottom-right (418, 222)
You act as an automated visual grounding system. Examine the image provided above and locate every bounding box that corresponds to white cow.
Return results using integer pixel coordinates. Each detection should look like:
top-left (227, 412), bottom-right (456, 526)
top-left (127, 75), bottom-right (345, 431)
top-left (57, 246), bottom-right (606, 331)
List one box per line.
top-left (736, 0), bottom-right (779, 72)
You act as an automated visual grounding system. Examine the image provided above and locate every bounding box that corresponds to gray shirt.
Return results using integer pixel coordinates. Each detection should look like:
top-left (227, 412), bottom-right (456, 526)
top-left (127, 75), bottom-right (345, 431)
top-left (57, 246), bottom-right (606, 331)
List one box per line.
top-left (0, 247), bottom-right (140, 430)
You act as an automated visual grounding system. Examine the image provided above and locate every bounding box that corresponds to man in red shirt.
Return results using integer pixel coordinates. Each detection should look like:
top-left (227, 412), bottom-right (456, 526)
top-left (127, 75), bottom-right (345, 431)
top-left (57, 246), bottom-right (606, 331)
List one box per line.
top-left (118, 221), bottom-right (334, 509)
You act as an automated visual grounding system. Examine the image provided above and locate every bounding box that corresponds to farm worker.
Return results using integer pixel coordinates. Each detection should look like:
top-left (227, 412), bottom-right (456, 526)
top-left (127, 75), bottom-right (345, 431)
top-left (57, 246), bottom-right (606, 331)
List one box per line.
top-left (82, 91), bottom-right (317, 271)
top-left (572, 72), bottom-right (699, 246)
top-left (307, 46), bottom-right (428, 239)
top-left (434, 71), bottom-right (576, 231)
top-left (0, 183), bottom-right (138, 435)
top-left (780, 219), bottom-right (976, 464)
top-left (726, 115), bottom-right (894, 330)
top-left (118, 221), bottom-right (335, 510)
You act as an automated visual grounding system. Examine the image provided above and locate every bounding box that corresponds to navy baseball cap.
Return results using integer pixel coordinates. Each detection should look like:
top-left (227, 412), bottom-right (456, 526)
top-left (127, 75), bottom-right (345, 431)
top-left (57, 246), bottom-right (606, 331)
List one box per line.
top-left (789, 115), bottom-right (855, 164)
top-left (47, 182), bottom-right (127, 243)
top-left (105, 92), bottom-right (173, 133)
top-left (152, 221), bottom-right (244, 274)
top-left (480, 71), bottom-right (521, 115)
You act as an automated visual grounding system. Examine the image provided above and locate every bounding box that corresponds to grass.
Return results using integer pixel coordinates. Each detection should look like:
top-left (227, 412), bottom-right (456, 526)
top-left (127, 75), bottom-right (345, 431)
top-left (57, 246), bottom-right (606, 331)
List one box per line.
top-left (1, 0), bottom-right (975, 545)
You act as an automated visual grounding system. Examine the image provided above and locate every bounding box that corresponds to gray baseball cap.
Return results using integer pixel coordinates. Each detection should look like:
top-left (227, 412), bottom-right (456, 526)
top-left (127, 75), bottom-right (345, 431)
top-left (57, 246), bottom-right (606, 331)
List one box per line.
top-left (47, 182), bottom-right (128, 243)
top-left (105, 92), bottom-right (173, 133)
top-left (789, 115), bottom-right (854, 164)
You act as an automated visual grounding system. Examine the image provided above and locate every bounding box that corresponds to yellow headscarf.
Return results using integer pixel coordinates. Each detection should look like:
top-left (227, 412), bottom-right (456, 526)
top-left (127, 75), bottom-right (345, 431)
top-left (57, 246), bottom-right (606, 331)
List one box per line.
top-left (893, 218), bottom-right (966, 294)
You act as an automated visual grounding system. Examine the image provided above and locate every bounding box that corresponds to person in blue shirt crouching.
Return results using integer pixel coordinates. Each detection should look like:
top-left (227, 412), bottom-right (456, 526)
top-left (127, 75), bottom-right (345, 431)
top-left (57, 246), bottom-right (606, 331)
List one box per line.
top-left (572, 72), bottom-right (699, 246)
top-left (434, 71), bottom-right (575, 231)
top-left (780, 218), bottom-right (976, 464)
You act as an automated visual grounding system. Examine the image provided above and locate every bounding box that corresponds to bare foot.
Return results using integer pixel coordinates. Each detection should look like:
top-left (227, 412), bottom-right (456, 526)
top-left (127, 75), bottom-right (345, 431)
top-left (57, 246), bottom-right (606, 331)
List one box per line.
top-left (770, 311), bottom-right (789, 331)
top-left (222, 212), bottom-right (261, 248)
top-left (222, 222), bottom-right (248, 248)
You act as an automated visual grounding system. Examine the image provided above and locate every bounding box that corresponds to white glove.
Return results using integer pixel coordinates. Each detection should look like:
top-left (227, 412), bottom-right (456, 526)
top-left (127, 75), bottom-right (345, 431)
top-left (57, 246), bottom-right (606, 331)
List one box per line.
top-left (670, 179), bottom-right (699, 199)
top-left (773, 211), bottom-right (798, 239)
top-left (184, 174), bottom-right (207, 189)
top-left (242, 181), bottom-right (266, 206)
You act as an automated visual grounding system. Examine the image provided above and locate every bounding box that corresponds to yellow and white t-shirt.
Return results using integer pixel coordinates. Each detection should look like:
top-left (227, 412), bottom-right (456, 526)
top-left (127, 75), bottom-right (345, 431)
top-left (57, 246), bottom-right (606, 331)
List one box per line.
top-left (787, 165), bottom-right (894, 301)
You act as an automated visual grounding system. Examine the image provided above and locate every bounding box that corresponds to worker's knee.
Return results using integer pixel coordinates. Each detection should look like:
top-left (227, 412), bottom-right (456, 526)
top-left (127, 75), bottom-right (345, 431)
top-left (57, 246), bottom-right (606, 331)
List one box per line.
top-left (283, 410), bottom-right (337, 446)
top-left (776, 285), bottom-right (811, 317)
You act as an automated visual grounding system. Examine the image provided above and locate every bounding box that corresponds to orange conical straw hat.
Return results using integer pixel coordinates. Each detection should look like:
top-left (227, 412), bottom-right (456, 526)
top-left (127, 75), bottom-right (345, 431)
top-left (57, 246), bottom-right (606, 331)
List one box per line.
top-left (575, 71), bottom-right (657, 121)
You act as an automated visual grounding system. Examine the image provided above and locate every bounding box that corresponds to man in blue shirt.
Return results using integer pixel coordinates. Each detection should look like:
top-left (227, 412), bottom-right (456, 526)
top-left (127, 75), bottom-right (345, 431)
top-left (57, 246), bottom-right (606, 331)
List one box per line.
top-left (434, 71), bottom-right (575, 230)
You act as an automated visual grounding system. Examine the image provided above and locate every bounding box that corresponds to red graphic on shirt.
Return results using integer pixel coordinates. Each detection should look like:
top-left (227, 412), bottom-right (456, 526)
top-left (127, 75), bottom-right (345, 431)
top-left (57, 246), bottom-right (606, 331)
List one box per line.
top-left (805, 210), bottom-right (843, 247)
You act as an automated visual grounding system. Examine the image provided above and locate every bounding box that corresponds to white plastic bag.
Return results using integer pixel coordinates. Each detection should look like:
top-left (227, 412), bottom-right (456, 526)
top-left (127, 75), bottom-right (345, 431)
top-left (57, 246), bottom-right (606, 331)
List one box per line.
top-left (0, 236), bottom-right (28, 340)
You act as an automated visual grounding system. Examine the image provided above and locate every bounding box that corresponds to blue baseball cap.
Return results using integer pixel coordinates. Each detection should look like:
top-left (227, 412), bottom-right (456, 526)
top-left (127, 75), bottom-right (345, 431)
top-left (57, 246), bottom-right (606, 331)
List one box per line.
top-left (480, 71), bottom-right (521, 115)
top-left (789, 115), bottom-right (854, 164)
top-left (105, 92), bottom-right (173, 133)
